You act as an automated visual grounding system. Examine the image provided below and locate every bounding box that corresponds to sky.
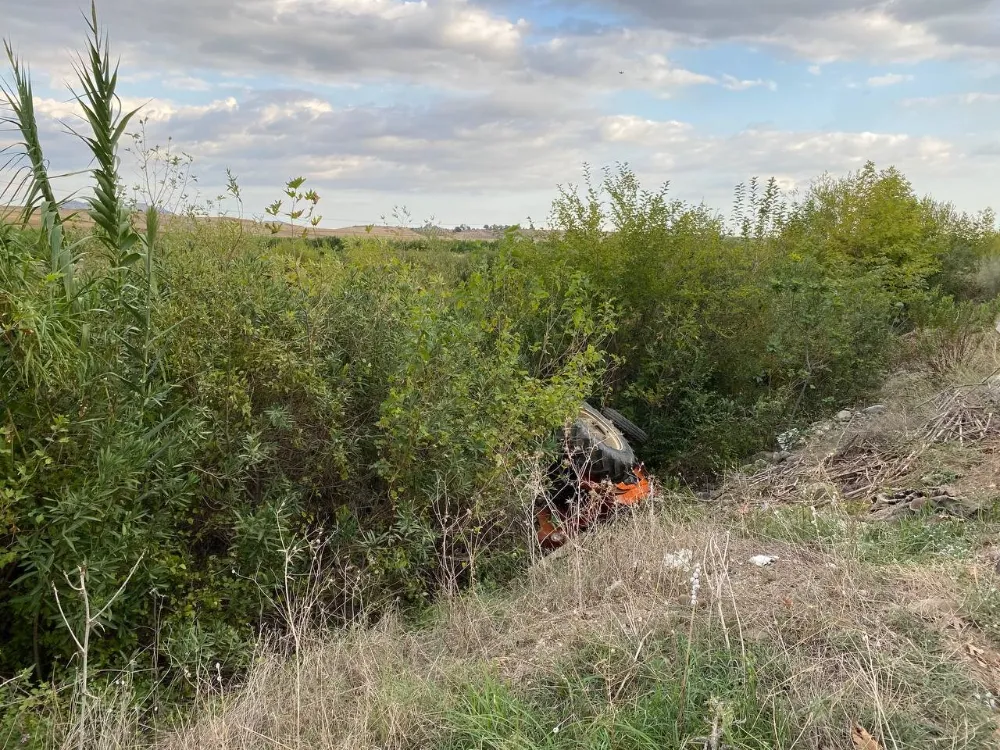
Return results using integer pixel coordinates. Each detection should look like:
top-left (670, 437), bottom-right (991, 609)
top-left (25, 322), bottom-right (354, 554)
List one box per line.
top-left (1, 0), bottom-right (998, 228)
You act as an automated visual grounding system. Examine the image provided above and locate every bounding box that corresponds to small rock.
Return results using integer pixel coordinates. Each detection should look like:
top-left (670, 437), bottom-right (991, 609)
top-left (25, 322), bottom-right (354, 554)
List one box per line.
top-left (863, 404), bottom-right (887, 415)
top-left (749, 555), bottom-right (778, 567)
top-left (869, 486), bottom-right (979, 521)
top-left (908, 496), bottom-right (928, 511)
top-left (835, 409), bottom-right (855, 422)
top-left (777, 428), bottom-right (806, 451)
top-left (809, 421), bottom-right (835, 438)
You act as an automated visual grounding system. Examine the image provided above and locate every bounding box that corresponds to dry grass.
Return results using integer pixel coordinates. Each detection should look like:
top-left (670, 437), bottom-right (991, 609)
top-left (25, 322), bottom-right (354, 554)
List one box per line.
top-left (130, 496), bottom-right (997, 749)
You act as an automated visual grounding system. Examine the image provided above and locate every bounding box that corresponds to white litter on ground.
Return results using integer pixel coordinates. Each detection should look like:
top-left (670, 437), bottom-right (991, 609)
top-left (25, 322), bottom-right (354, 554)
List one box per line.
top-left (663, 549), bottom-right (694, 570)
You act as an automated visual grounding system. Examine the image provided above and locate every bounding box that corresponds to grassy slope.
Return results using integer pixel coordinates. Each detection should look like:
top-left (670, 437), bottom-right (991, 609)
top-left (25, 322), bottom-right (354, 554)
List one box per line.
top-left (135, 332), bottom-right (1000, 750)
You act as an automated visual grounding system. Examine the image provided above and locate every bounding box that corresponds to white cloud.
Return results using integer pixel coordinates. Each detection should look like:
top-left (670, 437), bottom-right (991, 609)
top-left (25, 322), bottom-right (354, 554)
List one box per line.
top-left (26, 88), bottom-right (984, 222)
top-left (2, 0), bottom-right (996, 228)
top-left (523, 30), bottom-right (716, 95)
top-left (866, 72), bottom-right (914, 87)
top-left (2, 0), bottom-right (713, 99)
top-left (762, 10), bottom-right (954, 63)
top-left (3, 0), bottom-right (530, 90)
top-left (163, 76), bottom-right (213, 92)
top-left (903, 91), bottom-right (1000, 106)
top-left (33, 95), bottom-right (240, 124)
top-left (599, 115), bottom-right (691, 143)
top-left (598, 116), bottom-right (956, 173)
top-left (722, 75), bottom-right (777, 91)
top-left (440, 5), bottom-right (527, 53)
top-left (537, 0), bottom-right (1000, 62)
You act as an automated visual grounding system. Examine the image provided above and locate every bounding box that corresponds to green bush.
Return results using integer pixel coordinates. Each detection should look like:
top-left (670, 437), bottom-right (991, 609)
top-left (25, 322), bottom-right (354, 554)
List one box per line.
top-left (0, 12), bottom-right (608, 688)
top-left (1, 213), bottom-right (609, 678)
top-left (510, 163), bottom-right (998, 474)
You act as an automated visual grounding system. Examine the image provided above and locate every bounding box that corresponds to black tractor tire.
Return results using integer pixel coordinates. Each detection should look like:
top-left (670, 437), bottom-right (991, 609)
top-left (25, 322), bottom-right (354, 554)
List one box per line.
top-left (566, 404), bottom-right (636, 481)
top-left (600, 406), bottom-right (648, 444)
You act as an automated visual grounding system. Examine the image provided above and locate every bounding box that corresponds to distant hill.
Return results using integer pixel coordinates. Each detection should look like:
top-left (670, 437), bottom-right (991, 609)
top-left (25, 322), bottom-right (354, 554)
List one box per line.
top-left (0, 206), bottom-right (550, 242)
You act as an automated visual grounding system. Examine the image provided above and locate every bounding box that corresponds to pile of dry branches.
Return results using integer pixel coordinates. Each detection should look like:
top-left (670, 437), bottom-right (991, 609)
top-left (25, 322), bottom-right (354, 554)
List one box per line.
top-left (922, 382), bottom-right (1000, 445)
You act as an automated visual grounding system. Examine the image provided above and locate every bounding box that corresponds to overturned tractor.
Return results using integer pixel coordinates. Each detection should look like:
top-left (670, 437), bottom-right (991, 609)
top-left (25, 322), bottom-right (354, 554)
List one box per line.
top-left (535, 403), bottom-right (653, 550)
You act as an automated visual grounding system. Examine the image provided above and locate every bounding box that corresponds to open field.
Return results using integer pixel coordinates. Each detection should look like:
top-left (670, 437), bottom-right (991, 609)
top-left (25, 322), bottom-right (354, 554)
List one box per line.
top-left (0, 206), bottom-right (523, 241)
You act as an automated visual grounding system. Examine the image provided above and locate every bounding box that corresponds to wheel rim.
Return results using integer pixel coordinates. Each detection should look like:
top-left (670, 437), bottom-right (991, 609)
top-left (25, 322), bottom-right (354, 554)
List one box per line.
top-left (579, 409), bottom-right (627, 451)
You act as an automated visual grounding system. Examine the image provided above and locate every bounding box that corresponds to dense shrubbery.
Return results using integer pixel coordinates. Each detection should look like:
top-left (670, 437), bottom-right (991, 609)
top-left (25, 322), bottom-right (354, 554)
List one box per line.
top-left (1, 10), bottom-right (999, 736)
top-left (515, 164), bottom-right (998, 472)
top-left (0, 215), bottom-right (608, 681)
top-left (0, 12), bottom-right (607, 695)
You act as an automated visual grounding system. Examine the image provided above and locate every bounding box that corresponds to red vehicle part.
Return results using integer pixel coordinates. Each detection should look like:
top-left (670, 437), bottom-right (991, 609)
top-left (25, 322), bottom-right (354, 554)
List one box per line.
top-left (536, 464), bottom-right (652, 550)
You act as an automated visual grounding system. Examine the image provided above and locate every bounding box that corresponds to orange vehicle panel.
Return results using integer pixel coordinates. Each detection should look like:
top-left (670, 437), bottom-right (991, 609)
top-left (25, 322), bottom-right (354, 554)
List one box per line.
top-left (536, 465), bottom-right (652, 550)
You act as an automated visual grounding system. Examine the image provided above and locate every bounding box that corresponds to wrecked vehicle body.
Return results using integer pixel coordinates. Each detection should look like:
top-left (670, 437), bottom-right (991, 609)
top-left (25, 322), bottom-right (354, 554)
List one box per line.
top-left (535, 403), bottom-right (653, 550)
